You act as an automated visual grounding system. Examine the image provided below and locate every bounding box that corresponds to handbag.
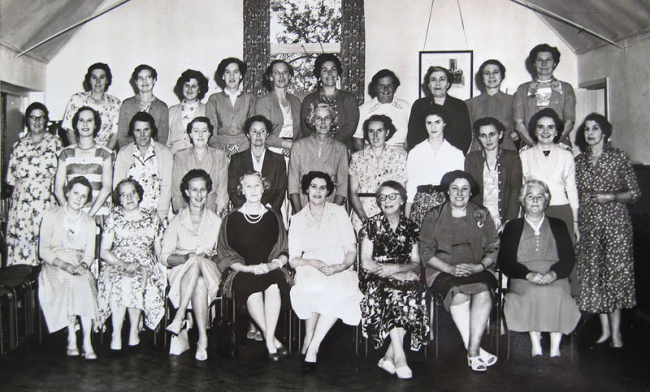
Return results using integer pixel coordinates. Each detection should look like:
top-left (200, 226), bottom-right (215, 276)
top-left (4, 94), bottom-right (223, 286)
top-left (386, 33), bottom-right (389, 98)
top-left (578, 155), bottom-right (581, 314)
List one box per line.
top-left (212, 316), bottom-right (238, 358)
top-left (169, 328), bottom-right (190, 355)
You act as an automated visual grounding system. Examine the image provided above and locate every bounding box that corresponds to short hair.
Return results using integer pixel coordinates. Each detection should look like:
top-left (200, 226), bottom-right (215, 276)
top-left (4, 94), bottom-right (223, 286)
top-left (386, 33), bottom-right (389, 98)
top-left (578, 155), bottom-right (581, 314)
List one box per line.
top-left (529, 43), bottom-right (561, 69)
top-left (476, 59), bottom-right (506, 92)
top-left (440, 170), bottom-right (480, 198)
top-left (72, 106), bottom-right (102, 138)
top-left (128, 112), bottom-right (158, 140)
top-left (83, 62), bottom-right (112, 92)
top-left (575, 113), bottom-right (613, 153)
top-left (421, 105), bottom-right (449, 126)
top-left (301, 171), bottom-right (335, 197)
top-left (472, 117), bottom-right (506, 141)
top-left (185, 117), bottom-right (214, 141)
top-left (519, 178), bottom-right (552, 208)
top-left (306, 103), bottom-right (339, 128)
top-left (180, 169), bottom-right (213, 204)
top-left (112, 178), bottom-right (145, 207)
top-left (422, 66), bottom-right (452, 97)
top-left (263, 60), bottom-right (294, 91)
top-left (236, 170), bottom-right (271, 196)
top-left (131, 64), bottom-right (158, 82)
top-left (216, 58), bottom-right (247, 89)
top-left (368, 69), bottom-right (400, 98)
top-left (243, 115), bottom-right (273, 136)
top-left (64, 176), bottom-right (93, 204)
top-left (173, 69), bottom-right (209, 101)
top-left (376, 180), bottom-right (407, 204)
top-left (362, 114), bottom-right (397, 142)
top-left (313, 53), bottom-right (343, 79)
top-left (25, 102), bottom-right (49, 124)
top-left (528, 108), bottom-right (564, 144)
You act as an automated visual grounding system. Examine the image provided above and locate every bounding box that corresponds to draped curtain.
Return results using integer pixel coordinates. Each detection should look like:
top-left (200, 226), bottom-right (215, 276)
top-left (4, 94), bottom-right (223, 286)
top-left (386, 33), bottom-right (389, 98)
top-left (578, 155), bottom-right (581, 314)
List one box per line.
top-left (340, 0), bottom-right (365, 104)
top-left (243, 0), bottom-right (270, 97)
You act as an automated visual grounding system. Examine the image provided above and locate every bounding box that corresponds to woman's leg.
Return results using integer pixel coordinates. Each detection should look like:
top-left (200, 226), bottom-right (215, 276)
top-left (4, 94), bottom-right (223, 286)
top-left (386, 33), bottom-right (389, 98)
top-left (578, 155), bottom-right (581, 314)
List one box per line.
top-left (80, 317), bottom-right (94, 353)
top-left (110, 301), bottom-right (127, 349)
top-left (468, 291), bottom-right (492, 358)
top-left (388, 327), bottom-right (408, 368)
top-left (449, 294), bottom-right (471, 349)
top-left (529, 331), bottom-right (543, 356)
top-left (302, 313), bottom-right (319, 355)
top-left (609, 309), bottom-right (623, 347)
top-left (67, 317), bottom-right (78, 351)
top-left (597, 313), bottom-right (611, 343)
top-left (263, 284), bottom-right (282, 353)
top-left (304, 314), bottom-right (338, 363)
top-left (127, 308), bottom-right (142, 346)
top-left (550, 332), bottom-right (563, 357)
top-left (247, 292), bottom-right (274, 353)
top-left (171, 259), bottom-right (200, 325)
top-left (191, 276), bottom-right (209, 348)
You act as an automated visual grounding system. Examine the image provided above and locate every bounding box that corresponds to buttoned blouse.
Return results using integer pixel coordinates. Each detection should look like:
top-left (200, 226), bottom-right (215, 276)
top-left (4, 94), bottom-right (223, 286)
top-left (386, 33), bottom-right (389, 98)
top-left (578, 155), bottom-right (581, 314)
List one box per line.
top-left (406, 140), bottom-right (464, 203)
top-left (352, 97), bottom-right (410, 147)
top-left (205, 91), bottom-right (256, 150)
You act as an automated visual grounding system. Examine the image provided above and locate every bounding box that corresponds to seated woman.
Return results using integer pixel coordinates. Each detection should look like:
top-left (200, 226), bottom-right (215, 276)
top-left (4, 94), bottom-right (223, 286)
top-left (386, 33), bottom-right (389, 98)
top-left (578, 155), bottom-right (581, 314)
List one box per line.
top-left (289, 171), bottom-right (363, 371)
top-left (38, 176), bottom-right (98, 360)
top-left (499, 179), bottom-right (580, 357)
top-left (97, 178), bottom-right (166, 350)
top-left (162, 169), bottom-right (222, 361)
top-left (359, 181), bottom-right (428, 379)
top-left (217, 171), bottom-right (291, 361)
top-left (420, 170), bottom-right (499, 372)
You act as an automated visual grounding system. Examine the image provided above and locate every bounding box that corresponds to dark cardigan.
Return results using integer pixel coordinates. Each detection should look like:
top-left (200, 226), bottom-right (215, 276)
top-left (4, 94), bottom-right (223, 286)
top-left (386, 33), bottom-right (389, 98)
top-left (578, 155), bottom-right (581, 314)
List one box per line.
top-left (497, 217), bottom-right (575, 280)
top-left (464, 148), bottom-right (523, 222)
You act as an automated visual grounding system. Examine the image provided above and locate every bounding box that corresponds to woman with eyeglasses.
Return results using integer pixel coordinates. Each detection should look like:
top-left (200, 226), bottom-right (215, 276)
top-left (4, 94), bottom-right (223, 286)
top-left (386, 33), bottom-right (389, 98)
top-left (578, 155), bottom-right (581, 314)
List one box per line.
top-left (6, 102), bottom-right (62, 266)
top-left (359, 181), bottom-right (428, 379)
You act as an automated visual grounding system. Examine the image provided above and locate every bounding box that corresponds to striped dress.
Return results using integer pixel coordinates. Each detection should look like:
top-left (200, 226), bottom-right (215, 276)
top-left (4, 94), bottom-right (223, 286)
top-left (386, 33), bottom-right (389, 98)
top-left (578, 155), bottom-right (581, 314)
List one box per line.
top-left (58, 145), bottom-right (113, 216)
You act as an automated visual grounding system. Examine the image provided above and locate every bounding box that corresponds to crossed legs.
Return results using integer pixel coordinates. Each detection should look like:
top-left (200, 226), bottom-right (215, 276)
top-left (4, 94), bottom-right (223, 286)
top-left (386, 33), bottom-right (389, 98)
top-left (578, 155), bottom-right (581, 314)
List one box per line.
top-left (302, 313), bottom-right (338, 363)
top-left (247, 284), bottom-right (283, 354)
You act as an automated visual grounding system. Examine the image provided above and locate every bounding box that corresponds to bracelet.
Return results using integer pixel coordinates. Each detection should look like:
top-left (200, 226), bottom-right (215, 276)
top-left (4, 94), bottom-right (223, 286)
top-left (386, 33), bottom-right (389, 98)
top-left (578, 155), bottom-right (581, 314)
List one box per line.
top-left (480, 262), bottom-right (487, 271)
top-left (272, 259), bottom-right (283, 268)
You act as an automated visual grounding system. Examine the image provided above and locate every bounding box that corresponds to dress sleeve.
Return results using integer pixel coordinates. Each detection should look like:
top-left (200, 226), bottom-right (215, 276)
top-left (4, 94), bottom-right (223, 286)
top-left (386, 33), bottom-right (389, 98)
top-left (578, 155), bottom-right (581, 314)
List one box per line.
top-left (81, 215), bottom-right (96, 265)
top-left (505, 153), bottom-right (523, 221)
top-left (157, 146), bottom-right (174, 219)
top-left (171, 153), bottom-right (186, 212)
top-left (335, 146), bottom-right (349, 199)
top-left (513, 84), bottom-right (527, 123)
top-left (61, 94), bottom-right (79, 131)
top-left (216, 214), bottom-right (245, 272)
top-left (497, 220), bottom-right (530, 279)
top-left (333, 93), bottom-right (359, 145)
top-left (561, 82), bottom-right (576, 123)
top-left (38, 209), bottom-right (57, 265)
top-left (548, 219), bottom-right (575, 279)
top-left (563, 152), bottom-right (579, 219)
top-left (213, 149), bottom-right (230, 211)
top-left (619, 150), bottom-right (641, 202)
top-left (288, 143), bottom-right (301, 195)
top-left (206, 95), bottom-right (220, 147)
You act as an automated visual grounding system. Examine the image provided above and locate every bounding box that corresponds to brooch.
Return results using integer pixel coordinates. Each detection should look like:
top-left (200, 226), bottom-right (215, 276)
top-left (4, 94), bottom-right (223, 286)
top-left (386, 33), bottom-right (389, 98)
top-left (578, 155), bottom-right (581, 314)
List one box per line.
top-left (474, 209), bottom-right (487, 228)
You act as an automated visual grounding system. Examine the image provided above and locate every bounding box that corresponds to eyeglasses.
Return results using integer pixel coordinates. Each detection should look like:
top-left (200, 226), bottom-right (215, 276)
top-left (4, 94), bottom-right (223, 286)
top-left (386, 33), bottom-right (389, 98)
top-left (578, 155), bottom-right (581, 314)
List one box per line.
top-left (28, 115), bottom-right (46, 122)
top-left (377, 193), bottom-right (400, 202)
top-left (120, 190), bottom-right (138, 199)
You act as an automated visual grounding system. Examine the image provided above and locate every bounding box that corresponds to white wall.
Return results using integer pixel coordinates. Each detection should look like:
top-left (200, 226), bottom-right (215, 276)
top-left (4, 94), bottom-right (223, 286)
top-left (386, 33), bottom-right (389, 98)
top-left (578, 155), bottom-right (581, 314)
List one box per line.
top-left (1, 45), bottom-right (47, 91)
top-left (46, 0), bottom-right (243, 119)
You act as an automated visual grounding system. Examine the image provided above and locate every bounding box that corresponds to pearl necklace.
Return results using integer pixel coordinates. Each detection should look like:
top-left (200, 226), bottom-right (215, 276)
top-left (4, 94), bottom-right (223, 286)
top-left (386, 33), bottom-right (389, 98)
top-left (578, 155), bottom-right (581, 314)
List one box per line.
top-left (242, 203), bottom-right (265, 224)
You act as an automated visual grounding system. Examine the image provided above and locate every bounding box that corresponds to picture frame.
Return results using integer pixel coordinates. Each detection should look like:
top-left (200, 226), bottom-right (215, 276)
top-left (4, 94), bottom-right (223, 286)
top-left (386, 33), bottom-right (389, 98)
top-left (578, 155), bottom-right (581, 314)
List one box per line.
top-left (419, 50), bottom-right (474, 100)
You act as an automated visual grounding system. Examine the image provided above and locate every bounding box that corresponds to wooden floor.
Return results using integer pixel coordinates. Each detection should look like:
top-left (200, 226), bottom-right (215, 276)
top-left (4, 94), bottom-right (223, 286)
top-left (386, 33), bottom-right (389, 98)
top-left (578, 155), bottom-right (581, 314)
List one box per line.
top-left (1, 307), bottom-right (649, 392)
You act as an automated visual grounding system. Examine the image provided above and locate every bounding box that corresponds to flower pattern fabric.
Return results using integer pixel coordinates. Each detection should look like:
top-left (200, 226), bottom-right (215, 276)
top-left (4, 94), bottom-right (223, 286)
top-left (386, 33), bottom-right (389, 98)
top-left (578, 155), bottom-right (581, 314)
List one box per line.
top-left (61, 92), bottom-right (122, 147)
top-left (127, 141), bottom-right (161, 213)
top-left (358, 214), bottom-right (429, 350)
top-left (6, 132), bottom-right (62, 266)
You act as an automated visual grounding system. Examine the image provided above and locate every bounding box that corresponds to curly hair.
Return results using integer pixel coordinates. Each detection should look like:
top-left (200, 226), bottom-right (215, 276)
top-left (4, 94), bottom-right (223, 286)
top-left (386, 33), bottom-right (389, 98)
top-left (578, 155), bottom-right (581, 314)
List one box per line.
top-left (422, 66), bottom-right (452, 97)
top-left (575, 113), bottom-right (613, 153)
top-left (519, 178), bottom-right (551, 208)
top-left (440, 170), bottom-right (480, 199)
top-left (185, 117), bottom-right (214, 141)
top-left (83, 62), bottom-right (112, 92)
top-left (131, 64), bottom-right (158, 82)
top-left (215, 58), bottom-right (247, 89)
top-left (529, 43), bottom-right (561, 69)
top-left (72, 106), bottom-right (102, 138)
top-left (362, 114), bottom-right (397, 142)
top-left (112, 178), bottom-right (144, 207)
top-left (313, 53), bottom-right (343, 79)
top-left (472, 116), bottom-right (505, 141)
top-left (180, 169), bottom-right (213, 204)
top-left (368, 69), bottom-right (400, 99)
top-left (528, 108), bottom-right (564, 144)
top-left (476, 59), bottom-right (505, 92)
top-left (306, 103), bottom-right (338, 129)
top-left (301, 171), bottom-right (335, 197)
top-left (262, 60), bottom-right (294, 91)
top-left (173, 69), bottom-right (209, 101)
top-left (243, 115), bottom-right (272, 136)
top-left (64, 176), bottom-right (93, 204)
top-left (236, 170), bottom-right (270, 196)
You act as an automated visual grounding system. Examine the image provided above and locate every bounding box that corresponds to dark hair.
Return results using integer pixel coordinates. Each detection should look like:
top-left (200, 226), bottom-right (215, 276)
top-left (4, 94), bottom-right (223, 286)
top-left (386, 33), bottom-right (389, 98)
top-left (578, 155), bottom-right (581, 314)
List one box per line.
top-left (243, 115), bottom-right (273, 136)
top-left (422, 66), bottom-right (452, 97)
top-left (180, 169), bottom-right (213, 204)
top-left (421, 105), bottom-right (449, 126)
top-left (313, 53), bottom-right (343, 79)
top-left (529, 44), bottom-right (561, 71)
top-left (72, 106), bottom-right (102, 138)
top-left (173, 69), bottom-right (209, 101)
top-left (128, 112), bottom-right (158, 140)
top-left (476, 59), bottom-right (505, 92)
top-left (263, 60), bottom-right (294, 91)
top-left (185, 117), bottom-right (214, 142)
top-left (362, 114), bottom-right (397, 142)
top-left (236, 170), bottom-right (270, 196)
top-left (472, 117), bottom-right (506, 141)
top-left (440, 170), bottom-right (480, 198)
top-left (112, 178), bottom-right (144, 207)
top-left (301, 171), bottom-right (335, 197)
top-left (83, 62), bottom-right (112, 92)
top-left (575, 113), bottom-right (613, 153)
top-left (131, 64), bottom-right (158, 83)
top-left (25, 102), bottom-right (49, 124)
top-left (368, 69), bottom-right (400, 98)
top-left (376, 180), bottom-right (407, 205)
top-left (528, 108), bottom-right (564, 144)
top-left (216, 58), bottom-right (247, 89)
top-left (64, 176), bottom-right (93, 204)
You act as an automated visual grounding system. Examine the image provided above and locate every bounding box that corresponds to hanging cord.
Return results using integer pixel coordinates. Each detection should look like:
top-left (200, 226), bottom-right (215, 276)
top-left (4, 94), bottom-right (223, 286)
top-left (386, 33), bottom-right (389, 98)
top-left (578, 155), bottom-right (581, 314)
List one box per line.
top-left (456, 0), bottom-right (469, 48)
top-left (422, 0), bottom-right (435, 50)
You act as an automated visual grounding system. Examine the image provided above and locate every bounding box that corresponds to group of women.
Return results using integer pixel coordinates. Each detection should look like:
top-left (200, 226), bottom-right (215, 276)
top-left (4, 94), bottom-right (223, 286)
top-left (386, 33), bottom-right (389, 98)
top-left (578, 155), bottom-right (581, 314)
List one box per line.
top-left (4, 43), bottom-right (640, 377)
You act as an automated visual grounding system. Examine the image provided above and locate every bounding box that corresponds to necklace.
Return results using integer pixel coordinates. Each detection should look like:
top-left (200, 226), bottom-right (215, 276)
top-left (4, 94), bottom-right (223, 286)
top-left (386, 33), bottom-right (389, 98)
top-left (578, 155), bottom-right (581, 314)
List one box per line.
top-left (243, 212), bottom-right (263, 224)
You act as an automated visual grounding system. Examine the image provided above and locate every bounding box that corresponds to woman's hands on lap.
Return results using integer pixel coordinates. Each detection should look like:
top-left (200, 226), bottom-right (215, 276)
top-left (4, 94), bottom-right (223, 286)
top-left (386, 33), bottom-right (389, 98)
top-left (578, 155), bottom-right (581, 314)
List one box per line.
top-left (526, 271), bottom-right (557, 285)
top-left (450, 263), bottom-right (483, 277)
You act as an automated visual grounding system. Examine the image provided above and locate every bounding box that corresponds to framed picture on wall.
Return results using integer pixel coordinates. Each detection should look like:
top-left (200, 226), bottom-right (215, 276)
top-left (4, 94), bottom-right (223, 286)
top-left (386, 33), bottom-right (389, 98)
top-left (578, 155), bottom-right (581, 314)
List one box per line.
top-left (419, 50), bottom-right (473, 100)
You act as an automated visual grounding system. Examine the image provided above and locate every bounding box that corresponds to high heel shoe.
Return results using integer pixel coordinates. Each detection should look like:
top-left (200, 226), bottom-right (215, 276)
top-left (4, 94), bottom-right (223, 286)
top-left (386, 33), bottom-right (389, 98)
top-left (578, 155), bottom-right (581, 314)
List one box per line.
top-left (377, 358), bottom-right (396, 375)
top-left (195, 341), bottom-right (208, 361)
top-left (395, 365), bottom-right (413, 379)
top-left (302, 360), bottom-right (317, 372)
top-left (166, 319), bottom-right (185, 336)
top-left (468, 355), bottom-right (487, 372)
top-left (83, 346), bottom-right (97, 361)
top-left (66, 345), bottom-right (80, 357)
top-left (275, 343), bottom-right (289, 357)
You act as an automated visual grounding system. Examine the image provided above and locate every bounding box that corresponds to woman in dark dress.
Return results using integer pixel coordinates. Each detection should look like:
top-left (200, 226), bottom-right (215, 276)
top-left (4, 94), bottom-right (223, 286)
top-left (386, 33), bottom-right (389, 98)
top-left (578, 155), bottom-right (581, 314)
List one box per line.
top-left (359, 181), bottom-right (428, 379)
top-left (217, 171), bottom-right (291, 361)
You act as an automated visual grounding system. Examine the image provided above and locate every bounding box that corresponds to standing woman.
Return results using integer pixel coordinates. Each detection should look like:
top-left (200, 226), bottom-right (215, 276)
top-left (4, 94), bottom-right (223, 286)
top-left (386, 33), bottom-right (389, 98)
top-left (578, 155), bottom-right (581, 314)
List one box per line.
top-left (206, 57), bottom-right (257, 156)
top-left (255, 59), bottom-right (302, 156)
top-left (519, 108), bottom-right (579, 241)
top-left (408, 66), bottom-right (472, 154)
top-left (300, 53), bottom-right (359, 149)
top-left (171, 117), bottom-right (229, 215)
top-left (61, 62), bottom-right (121, 150)
top-left (97, 178), bottom-right (166, 349)
top-left (39, 177), bottom-right (98, 360)
top-left (574, 114), bottom-right (641, 348)
top-left (6, 102), bottom-right (62, 266)
top-left (55, 107), bottom-right (113, 219)
top-left (464, 117), bottom-right (522, 231)
top-left (167, 69), bottom-right (209, 154)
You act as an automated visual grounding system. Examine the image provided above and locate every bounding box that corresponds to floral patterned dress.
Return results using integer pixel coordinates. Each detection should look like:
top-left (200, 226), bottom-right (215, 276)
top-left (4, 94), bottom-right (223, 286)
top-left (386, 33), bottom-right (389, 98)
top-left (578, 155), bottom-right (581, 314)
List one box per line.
top-left (61, 92), bottom-right (122, 147)
top-left (97, 208), bottom-right (166, 329)
top-left (6, 132), bottom-right (62, 266)
top-left (349, 146), bottom-right (408, 231)
top-left (575, 144), bottom-right (641, 313)
top-left (358, 214), bottom-right (429, 350)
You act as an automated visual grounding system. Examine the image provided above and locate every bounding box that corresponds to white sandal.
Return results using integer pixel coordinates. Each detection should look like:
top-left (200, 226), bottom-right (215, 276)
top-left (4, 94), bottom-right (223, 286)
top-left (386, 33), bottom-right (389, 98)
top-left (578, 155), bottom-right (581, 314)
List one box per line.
top-left (377, 358), bottom-right (396, 375)
top-left (479, 348), bottom-right (497, 366)
top-left (468, 355), bottom-right (487, 372)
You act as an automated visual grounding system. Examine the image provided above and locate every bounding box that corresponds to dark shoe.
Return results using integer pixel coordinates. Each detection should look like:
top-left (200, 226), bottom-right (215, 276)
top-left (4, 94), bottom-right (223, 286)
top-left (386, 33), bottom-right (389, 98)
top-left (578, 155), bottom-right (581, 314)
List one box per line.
top-left (268, 353), bottom-right (282, 362)
top-left (276, 343), bottom-right (289, 357)
top-left (302, 360), bottom-right (317, 372)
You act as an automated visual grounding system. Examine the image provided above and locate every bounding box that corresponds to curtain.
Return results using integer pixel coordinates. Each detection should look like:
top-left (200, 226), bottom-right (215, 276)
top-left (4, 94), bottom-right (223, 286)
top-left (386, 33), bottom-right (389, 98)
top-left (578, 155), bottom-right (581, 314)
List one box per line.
top-left (243, 0), bottom-right (270, 97)
top-left (340, 0), bottom-right (365, 104)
